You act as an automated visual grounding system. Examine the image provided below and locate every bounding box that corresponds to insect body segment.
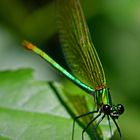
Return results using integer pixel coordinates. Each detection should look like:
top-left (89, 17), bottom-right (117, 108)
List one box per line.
top-left (23, 41), bottom-right (94, 94)
top-left (95, 88), bottom-right (112, 108)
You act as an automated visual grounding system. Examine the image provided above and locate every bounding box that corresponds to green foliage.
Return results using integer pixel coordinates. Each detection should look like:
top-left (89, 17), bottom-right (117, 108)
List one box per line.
top-left (0, 69), bottom-right (82, 140)
top-left (0, 69), bottom-right (116, 140)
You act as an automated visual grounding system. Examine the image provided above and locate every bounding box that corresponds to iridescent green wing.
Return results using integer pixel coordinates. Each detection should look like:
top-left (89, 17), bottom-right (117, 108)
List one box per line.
top-left (57, 0), bottom-right (106, 89)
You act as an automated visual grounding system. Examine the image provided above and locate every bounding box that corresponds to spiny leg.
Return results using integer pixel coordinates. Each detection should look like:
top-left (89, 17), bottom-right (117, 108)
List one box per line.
top-left (72, 110), bottom-right (98, 140)
top-left (92, 114), bottom-right (106, 140)
top-left (82, 112), bottom-right (101, 140)
top-left (107, 115), bottom-right (113, 139)
top-left (111, 117), bottom-right (122, 140)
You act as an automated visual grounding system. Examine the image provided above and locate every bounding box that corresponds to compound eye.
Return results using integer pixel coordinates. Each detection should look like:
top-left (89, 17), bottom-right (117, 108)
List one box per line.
top-left (103, 104), bottom-right (111, 115)
top-left (117, 104), bottom-right (124, 115)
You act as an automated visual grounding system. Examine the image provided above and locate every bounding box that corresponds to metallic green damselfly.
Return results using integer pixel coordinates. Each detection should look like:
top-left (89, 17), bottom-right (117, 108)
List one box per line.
top-left (23, 0), bottom-right (124, 139)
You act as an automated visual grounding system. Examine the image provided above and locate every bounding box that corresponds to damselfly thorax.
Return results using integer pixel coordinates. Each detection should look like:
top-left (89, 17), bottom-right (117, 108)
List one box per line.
top-left (93, 86), bottom-right (124, 119)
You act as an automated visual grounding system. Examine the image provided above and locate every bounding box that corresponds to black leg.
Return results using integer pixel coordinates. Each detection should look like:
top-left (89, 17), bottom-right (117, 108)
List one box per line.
top-left (111, 117), bottom-right (122, 140)
top-left (107, 115), bottom-right (113, 139)
top-left (82, 112), bottom-right (101, 140)
top-left (72, 110), bottom-right (98, 140)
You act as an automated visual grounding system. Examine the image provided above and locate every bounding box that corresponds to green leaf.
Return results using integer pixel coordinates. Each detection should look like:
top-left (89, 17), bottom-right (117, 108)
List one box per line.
top-left (0, 69), bottom-right (116, 140)
top-left (0, 69), bottom-right (84, 140)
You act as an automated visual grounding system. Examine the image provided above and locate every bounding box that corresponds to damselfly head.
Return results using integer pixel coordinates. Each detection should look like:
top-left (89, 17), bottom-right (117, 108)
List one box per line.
top-left (102, 104), bottom-right (124, 119)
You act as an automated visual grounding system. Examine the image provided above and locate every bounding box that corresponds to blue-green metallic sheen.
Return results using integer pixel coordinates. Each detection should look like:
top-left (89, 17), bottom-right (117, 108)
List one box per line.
top-left (32, 45), bottom-right (94, 93)
top-left (95, 88), bottom-right (112, 107)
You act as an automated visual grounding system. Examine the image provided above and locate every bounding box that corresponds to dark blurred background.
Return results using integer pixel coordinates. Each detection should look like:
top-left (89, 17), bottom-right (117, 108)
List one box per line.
top-left (0, 0), bottom-right (140, 139)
